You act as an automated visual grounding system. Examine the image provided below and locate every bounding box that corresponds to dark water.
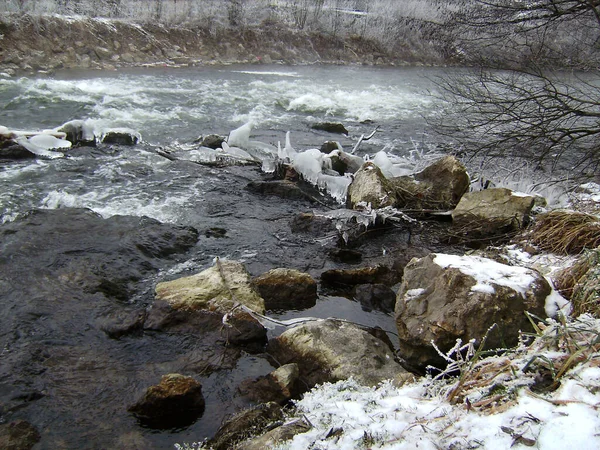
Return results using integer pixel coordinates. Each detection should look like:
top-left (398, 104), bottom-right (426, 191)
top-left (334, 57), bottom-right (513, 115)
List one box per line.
top-left (0, 64), bottom-right (450, 449)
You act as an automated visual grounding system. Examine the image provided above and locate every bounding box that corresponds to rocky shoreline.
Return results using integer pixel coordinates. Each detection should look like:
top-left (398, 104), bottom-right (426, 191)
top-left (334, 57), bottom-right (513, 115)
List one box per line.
top-left (0, 14), bottom-right (425, 77)
top-left (2, 116), bottom-right (599, 448)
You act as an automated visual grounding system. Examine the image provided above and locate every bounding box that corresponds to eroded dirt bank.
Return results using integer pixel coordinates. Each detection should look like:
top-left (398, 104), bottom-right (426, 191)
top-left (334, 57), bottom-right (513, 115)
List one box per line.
top-left (0, 14), bottom-right (430, 76)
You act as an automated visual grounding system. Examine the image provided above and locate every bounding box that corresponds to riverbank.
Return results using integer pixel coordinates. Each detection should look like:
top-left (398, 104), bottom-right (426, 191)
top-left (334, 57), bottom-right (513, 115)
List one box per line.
top-left (0, 14), bottom-right (442, 77)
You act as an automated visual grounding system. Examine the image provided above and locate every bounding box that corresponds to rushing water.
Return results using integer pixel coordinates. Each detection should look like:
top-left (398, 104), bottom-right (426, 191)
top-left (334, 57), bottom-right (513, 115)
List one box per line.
top-left (0, 64), bottom-right (448, 449)
top-left (0, 64), bottom-right (442, 226)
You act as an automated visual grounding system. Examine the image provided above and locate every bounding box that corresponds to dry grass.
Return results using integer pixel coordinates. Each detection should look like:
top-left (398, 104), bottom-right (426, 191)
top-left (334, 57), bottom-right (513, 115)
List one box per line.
top-left (528, 210), bottom-right (600, 255)
top-left (566, 250), bottom-right (600, 317)
top-left (427, 315), bottom-right (600, 414)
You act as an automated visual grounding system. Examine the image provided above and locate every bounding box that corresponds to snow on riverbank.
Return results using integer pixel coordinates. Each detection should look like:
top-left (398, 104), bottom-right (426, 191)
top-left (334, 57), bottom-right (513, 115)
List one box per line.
top-left (275, 314), bottom-right (600, 450)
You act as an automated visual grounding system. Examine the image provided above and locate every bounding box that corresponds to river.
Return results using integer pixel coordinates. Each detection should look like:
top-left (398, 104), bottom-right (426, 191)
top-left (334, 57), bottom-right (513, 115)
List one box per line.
top-left (0, 64), bottom-right (450, 449)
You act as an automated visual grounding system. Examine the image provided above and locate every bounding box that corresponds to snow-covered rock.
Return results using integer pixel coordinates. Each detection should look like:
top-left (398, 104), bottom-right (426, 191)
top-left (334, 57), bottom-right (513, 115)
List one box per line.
top-left (395, 253), bottom-right (551, 369)
top-left (57, 119), bottom-right (96, 146)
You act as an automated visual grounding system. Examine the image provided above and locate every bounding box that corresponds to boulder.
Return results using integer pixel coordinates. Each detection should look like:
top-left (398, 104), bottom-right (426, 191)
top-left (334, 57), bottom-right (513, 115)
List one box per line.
top-left (311, 122), bottom-right (348, 135)
top-left (452, 188), bottom-right (536, 236)
top-left (0, 141), bottom-right (35, 159)
top-left (395, 253), bottom-right (551, 370)
top-left (208, 402), bottom-right (284, 450)
top-left (267, 319), bottom-right (408, 388)
top-left (390, 156), bottom-right (470, 210)
top-left (0, 420), bottom-right (40, 450)
top-left (320, 265), bottom-right (397, 287)
top-left (58, 120), bottom-right (96, 147)
top-left (145, 300), bottom-right (267, 350)
top-left (239, 363), bottom-right (301, 404)
top-left (128, 374), bottom-right (205, 428)
top-left (347, 162), bottom-right (396, 209)
top-left (101, 129), bottom-right (140, 146)
top-left (252, 268), bottom-right (317, 311)
top-left (155, 260), bottom-right (265, 314)
top-left (197, 134), bottom-right (225, 149)
top-left (320, 140), bottom-right (341, 154)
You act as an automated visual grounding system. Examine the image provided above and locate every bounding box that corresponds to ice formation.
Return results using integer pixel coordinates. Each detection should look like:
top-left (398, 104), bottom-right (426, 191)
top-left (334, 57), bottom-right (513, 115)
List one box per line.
top-left (12, 131), bottom-right (70, 159)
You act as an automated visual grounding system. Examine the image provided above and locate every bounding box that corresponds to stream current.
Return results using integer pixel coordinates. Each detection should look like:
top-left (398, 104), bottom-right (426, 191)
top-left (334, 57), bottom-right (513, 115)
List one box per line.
top-left (0, 64), bottom-right (447, 449)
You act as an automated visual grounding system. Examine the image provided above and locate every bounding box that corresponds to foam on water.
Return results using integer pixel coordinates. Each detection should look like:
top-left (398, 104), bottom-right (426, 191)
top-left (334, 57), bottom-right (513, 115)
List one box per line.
top-left (1, 66), bottom-right (439, 149)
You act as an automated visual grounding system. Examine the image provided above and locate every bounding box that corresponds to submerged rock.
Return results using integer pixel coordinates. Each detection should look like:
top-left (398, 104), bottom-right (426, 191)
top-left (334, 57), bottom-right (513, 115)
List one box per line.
top-left (239, 363), bottom-right (301, 404)
top-left (354, 283), bottom-right (396, 313)
top-left (320, 264), bottom-right (398, 287)
top-left (128, 374), bottom-right (205, 428)
top-left (395, 253), bottom-right (550, 370)
top-left (267, 319), bottom-right (408, 388)
top-left (311, 122), bottom-right (348, 135)
top-left (144, 300), bottom-right (267, 350)
top-left (252, 268), bottom-right (317, 311)
top-left (0, 420), bottom-right (41, 450)
top-left (247, 180), bottom-right (313, 201)
top-left (154, 259), bottom-right (265, 314)
top-left (452, 188), bottom-right (536, 237)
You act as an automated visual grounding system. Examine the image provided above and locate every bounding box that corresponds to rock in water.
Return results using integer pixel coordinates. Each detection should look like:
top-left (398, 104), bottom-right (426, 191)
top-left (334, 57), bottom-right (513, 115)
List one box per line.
top-left (347, 162), bottom-right (396, 209)
top-left (252, 268), bottom-right (317, 311)
top-left (155, 260), bottom-right (265, 314)
top-left (208, 402), bottom-right (283, 450)
top-left (239, 363), bottom-right (301, 404)
top-left (311, 122), bottom-right (349, 135)
top-left (0, 420), bottom-right (41, 450)
top-left (390, 155), bottom-right (470, 210)
top-left (101, 129), bottom-right (140, 146)
top-left (58, 120), bottom-right (96, 146)
top-left (128, 374), bottom-right (205, 428)
top-left (395, 253), bottom-right (550, 370)
top-left (452, 188), bottom-right (536, 237)
top-left (267, 319), bottom-right (408, 388)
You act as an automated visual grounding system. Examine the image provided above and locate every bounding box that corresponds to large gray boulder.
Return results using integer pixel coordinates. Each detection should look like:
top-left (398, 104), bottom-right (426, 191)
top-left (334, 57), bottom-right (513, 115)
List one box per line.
top-left (267, 319), bottom-right (407, 388)
top-left (452, 188), bottom-right (536, 236)
top-left (390, 155), bottom-right (470, 210)
top-left (347, 162), bottom-right (396, 209)
top-left (155, 260), bottom-right (265, 314)
top-left (395, 253), bottom-right (550, 369)
top-left (347, 156), bottom-right (469, 211)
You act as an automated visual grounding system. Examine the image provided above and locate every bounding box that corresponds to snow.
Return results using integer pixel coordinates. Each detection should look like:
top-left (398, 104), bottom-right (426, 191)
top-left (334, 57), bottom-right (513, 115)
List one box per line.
top-left (511, 190), bottom-right (533, 198)
top-left (268, 316), bottom-right (600, 450)
top-left (433, 253), bottom-right (537, 295)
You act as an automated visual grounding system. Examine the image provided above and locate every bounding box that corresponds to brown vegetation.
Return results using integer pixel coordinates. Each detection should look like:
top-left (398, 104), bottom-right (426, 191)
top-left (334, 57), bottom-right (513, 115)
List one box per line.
top-left (528, 211), bottom-right (600, 255)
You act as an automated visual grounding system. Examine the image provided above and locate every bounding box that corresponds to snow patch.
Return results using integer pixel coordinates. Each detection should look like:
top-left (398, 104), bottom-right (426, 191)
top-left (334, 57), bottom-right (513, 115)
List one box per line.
top-left (433, 253), bottom-right (537, 295)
